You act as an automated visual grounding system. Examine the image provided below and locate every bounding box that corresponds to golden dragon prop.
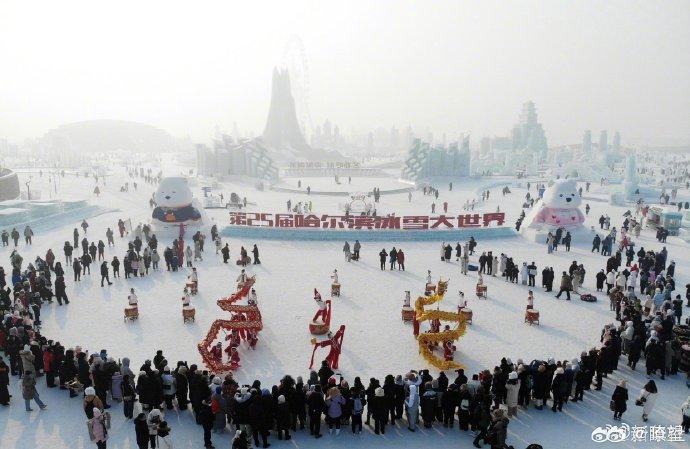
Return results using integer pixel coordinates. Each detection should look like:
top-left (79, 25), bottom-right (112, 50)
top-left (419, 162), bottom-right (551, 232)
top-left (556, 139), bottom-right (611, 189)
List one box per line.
top-left (415, 279), bottom-right (468, 370)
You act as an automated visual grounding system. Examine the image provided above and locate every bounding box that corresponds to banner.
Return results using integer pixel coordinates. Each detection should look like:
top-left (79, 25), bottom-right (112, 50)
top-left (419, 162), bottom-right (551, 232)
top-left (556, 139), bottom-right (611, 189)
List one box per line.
top-left (228, 212), bottom-right (505, 230)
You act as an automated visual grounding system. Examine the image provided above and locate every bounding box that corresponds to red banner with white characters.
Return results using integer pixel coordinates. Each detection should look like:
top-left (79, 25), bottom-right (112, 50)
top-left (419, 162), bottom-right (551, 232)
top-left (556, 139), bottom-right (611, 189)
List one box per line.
top-left (228, 212), bottom-right (505, 230)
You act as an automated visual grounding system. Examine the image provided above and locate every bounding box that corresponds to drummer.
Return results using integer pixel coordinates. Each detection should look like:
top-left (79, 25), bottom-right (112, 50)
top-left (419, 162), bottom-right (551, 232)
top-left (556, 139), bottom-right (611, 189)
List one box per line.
top-left (527, 290), bottom-right (534, 310)
top-left (457, 290), bottom-right (466, 314)
top-left (403, 291), bottom-right (411, 308)
top-left (127, 288), bottom-right (138, 308)
top-left (248, 288), bottom-right (258, 306)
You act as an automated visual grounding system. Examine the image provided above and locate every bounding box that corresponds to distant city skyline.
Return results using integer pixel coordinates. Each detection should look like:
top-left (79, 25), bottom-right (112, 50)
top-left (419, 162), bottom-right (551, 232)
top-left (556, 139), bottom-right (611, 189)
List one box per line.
top-left (0, 0), bottom-right (688, 147)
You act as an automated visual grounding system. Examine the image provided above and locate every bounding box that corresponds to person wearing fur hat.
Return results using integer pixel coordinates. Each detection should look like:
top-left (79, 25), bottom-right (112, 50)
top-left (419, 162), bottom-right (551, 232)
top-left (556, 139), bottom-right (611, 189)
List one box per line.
top-left (505, 371), bottom-right (520, 417)
top-left (611, 380), bottom-right (628, 420)
top-left (84, 386), bottom-right (104, 419)
top-left (232, 429), bottom-right (249, 449)
top-left (550, 367), bottom-right (567, 412)
top-left (175, 365), bottom-right (189, 410)
top-left (161, 366), bottom-right (176, 410)
top-left (19, 345), bottom-right (36, 376)
top-left (370, 386), bottom-right (389, 434)
top-left (275, 394), bottom-right (292, 440)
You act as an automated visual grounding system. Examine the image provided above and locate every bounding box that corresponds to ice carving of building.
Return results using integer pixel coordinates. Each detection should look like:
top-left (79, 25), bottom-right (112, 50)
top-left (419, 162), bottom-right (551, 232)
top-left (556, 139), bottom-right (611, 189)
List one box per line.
top-left (262, 67), bottom-right (310, 153)
top-left (582, 130), bottom-right (592, 156)
top-left (197, 135), bottom-right (279, 181)
top-left (0, 168), bottom-right (20, 201)
top-left (197, 68), bottom-right (344, 179)
top-left (401, 137), bottom-right (470, 181)
top-left (511, 101), bottom-right (548, 160)
top-left (621, 152), bottom-right (639, 200)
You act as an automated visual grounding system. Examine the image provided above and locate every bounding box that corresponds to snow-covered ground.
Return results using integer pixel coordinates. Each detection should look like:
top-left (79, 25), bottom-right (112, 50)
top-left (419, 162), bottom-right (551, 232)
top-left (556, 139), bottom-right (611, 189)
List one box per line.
top-left (1, 167), bottom-right (688, 449)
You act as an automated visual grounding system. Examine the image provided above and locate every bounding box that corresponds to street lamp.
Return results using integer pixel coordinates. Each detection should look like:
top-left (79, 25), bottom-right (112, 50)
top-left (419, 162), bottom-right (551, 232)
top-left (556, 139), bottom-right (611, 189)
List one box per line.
top-left (25, 177), bottom-right (31, 200)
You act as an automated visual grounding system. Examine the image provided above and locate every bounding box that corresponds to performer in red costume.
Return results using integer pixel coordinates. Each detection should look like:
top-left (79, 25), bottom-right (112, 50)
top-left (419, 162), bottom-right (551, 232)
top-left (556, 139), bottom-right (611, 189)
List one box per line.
top-left (229, 347), bottom-right (241, 369)
top-left (309, 325), bottom-right (345, 370)
top-left (210, 342), bottom-right (222, 364)
top-left (246, 329), bottom-right (258, 349)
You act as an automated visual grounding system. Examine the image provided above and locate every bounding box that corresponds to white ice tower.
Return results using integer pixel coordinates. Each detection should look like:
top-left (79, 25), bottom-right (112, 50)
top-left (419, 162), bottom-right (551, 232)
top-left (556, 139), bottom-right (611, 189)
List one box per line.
top-left (622, 152), bottom-right (639, 201)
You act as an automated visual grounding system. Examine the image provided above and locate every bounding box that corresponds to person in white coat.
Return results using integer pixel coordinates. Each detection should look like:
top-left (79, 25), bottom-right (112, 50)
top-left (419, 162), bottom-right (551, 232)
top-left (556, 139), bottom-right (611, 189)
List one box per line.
top-left (405, 384), bottom-right (420, 431)
top-left (520, 263), bottom-right (529, 285)
top-left (681, 396), bottom-right (690, 433)
top-left (505, 371), bottom-right (521, 417)
top-left (161, 366), bottom-right (177, 410)
top-left (638, 380), bottom-right (658, 422)
top-left (615, 272), bottom-right (627, 290)
top-left (627, 270), bottom-right (638, 292)
top-left (605, 270), bottom-right (616, 294)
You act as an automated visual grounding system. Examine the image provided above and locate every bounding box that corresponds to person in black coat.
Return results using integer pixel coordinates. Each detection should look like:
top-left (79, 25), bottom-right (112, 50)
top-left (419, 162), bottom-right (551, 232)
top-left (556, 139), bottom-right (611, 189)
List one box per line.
top-left (550, 368), bottom-right (567, 412)
top-left (249, 390), bottom-right (271, 448)
top-left (290, 380), bottom-right (307, 431)
top-left (317, 361), bottom-right (334, 391)
top-left (611, 380), bottom-right (628, 420)
top-left (441, 383), bottom-right (459, 428)
top-left (596, 270), bottom-right (606, 292)
top-left (275, 395), bottom-right (291, 440)
top-left (111, 257), bottom-right (120, 277)
top-left (252, 245), bottom-right (260, 265)
top-left (81, 253), bottom-right (91, 275)
top-left (134, 412), bottom-right (150, 449)
top-left (72, 259), bottom-right (81, 281)
top-left (307, 385), bottom-right (325, 438)
top-left (100, 261), bottom-right (112, 287)
top-left (136, 371), bottom-right (151, 411)
top-left (532, 364), bottom-right (549, 410)
top-left (54, 276), bottom-right (68, 305)
top-left (197, 398), bottom-right (215, 449)
top-left (420, 382), bottom-right (437, 428)
top-left (378, 249), bottom-right (387, 270)
top-left (0, 356), bottom-right (9, 405)
top-left (175, 366), bottom-right (189, 410)
top-left (370, 387), bottom-right (389, 434)
top-left (76, 352), bottom-right (91, 387)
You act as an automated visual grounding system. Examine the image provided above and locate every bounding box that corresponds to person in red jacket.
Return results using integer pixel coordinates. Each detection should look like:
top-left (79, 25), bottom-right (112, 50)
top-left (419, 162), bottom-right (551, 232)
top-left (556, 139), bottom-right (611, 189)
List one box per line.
top-left (42, 346), bottom-right (56, 388)
top-left (397, 249), bottom-right (405, 271)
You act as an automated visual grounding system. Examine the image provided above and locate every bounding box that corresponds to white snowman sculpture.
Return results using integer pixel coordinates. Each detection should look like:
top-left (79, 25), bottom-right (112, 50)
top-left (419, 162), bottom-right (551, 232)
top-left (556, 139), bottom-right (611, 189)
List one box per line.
top-left (524, 179), bottom-right (585, 229)
top-left (151, 176), bottom-right (205, 232)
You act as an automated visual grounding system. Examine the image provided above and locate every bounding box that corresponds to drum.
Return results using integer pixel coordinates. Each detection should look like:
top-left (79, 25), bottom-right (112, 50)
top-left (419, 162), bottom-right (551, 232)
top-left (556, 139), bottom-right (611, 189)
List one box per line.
top-left (680, 344), bottom-right (690, 372)
top-left (183, 306), bottom-right (196, 323)
top-left (331, 283), bottom-right (341, 297)
top-left (476, 285), bottom-right (488, 299)
top-left (461, 308), bottom-right (473, 324)
top-left (525, 309), bottom-right (540, 325)
top-left (309, 320), bottom-right (329, 335)
top-left (186, 282), bottom-right (198, 295)
top-left (401, 307), bottom-right (415, 322)
top-left (124, 306), bottom-right (138, 322)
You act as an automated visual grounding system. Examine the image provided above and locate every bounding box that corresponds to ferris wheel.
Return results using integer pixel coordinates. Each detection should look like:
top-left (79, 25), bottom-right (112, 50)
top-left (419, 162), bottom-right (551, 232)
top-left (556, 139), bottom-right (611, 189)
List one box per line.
top-left (282, 35), bottom-right (313, 138)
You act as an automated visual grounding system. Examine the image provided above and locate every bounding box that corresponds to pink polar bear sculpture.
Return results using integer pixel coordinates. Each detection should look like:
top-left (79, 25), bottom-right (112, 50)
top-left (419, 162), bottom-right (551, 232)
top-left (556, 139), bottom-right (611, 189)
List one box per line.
top-left (527, 179), bottom-right (585, 228)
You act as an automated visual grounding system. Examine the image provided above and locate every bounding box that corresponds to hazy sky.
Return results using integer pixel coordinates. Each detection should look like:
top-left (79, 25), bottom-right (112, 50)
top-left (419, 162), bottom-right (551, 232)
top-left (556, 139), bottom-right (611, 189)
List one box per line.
top-left (1, 0), bottom-right (689, 146)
